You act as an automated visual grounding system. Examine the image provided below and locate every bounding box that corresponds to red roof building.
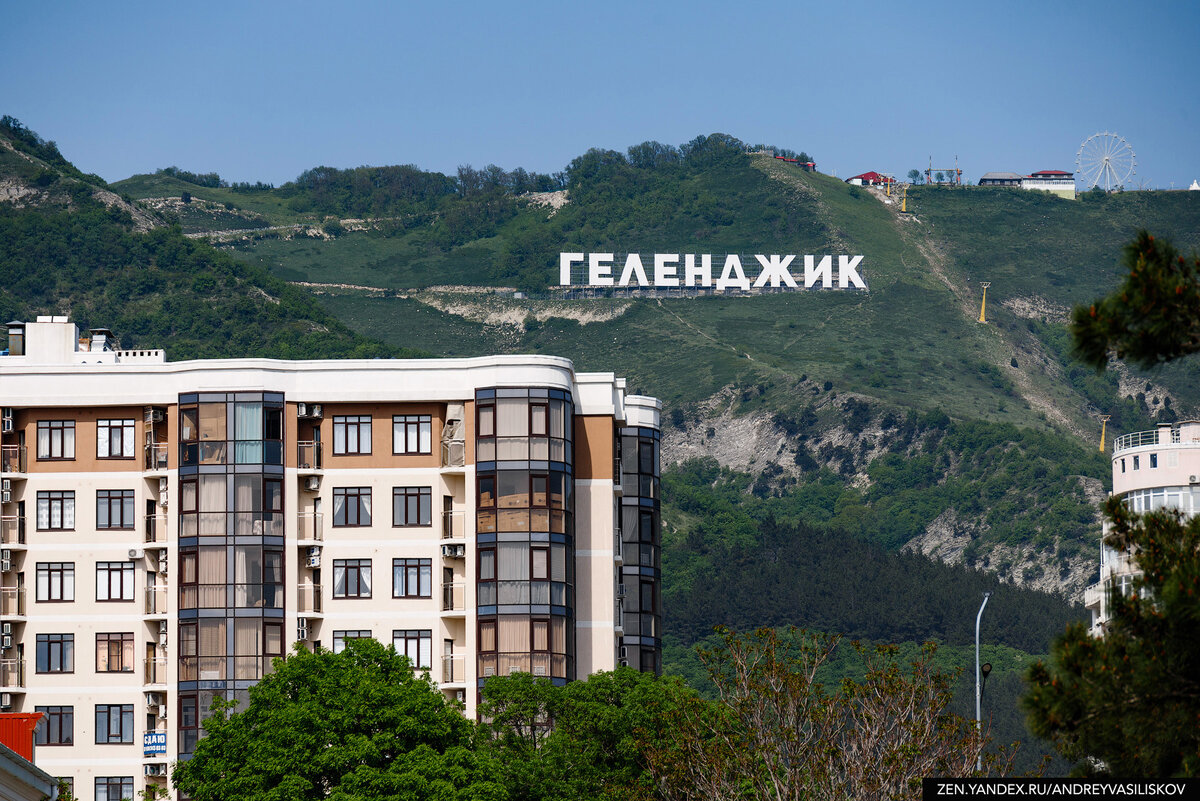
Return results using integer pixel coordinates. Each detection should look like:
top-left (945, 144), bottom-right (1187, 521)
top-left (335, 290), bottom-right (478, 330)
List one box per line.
top-left (846, 171), bottom-right (894, 186)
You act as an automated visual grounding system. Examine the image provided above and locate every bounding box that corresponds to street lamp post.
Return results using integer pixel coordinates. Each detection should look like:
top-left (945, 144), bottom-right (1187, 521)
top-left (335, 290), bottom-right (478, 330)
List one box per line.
top-left (975, 591), bottom-right (992, 771)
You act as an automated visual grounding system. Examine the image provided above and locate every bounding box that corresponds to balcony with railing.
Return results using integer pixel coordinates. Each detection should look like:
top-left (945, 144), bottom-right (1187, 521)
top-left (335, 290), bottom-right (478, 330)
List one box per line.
top-left (0, 658), bottom-right (25, 688)
top-left (442, 581), bottom-right (466, 614)
top-left (298, 512), bottom-right (323, 542)
top-left (441, 510), bottom-right (465, 540)
top-left (297, 583), bottom-right (323, 615)
top-left (297, 441), bottom-right (323, 471)
top-left (0, 587), bottom-right (25, 617)
top-left (144, 443), bottom-right (169, 472)
top-left (144, 513), bottom-right (168, 545)
top-left (478, 653), bottom-right (570, 680)
top-left (0, 446), bottom-right (25, 475)
top-left (0, 516), bottom-right (24, 546)
top-left (145, 585), bottom-right (168, 615)
top-left (441, 654), bottom-right (467, 685)
top-left (178, 656), bottom-right (277, 682)
top-left (144, 657), bottom-right (168, 685)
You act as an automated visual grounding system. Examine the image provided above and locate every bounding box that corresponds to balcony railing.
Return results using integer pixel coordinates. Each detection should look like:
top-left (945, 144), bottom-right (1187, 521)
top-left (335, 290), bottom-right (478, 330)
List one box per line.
top-left (0, 587), bottom-right (25, 616)
top-left (614, 529), bottom-right (623, 564)
top-left (0, 658), bottom-right (25, 688)
top-left (441, 654), bottom-right (466, 684)
top-left (297, 583), bottom-right (323, 614)
top-left (144, 657), bottom-right (167, 685)
top-left (298, 512), bottom-right (323, 541)
top-left (0, 516), bottom-right (24, 546)
top-left (1113, 427), bottom-right (1182, 454)
top-left (0, 446), bottom-right (25, 474)
top-left (180, 583), bottom-right (283, 610)
top-left (442, 581), bottom-right (466, 612)
top-left (477, 653), bottom-right (569, 680)
top-left (144, 513), bottom-right (168, 544)
top-left (144, 443), bottom-right (168, 471)
top-left (441, 438), bottom-right (465, 468)
top-left (145, 586), bottom-right (168, 615)
top-left (178, 655), bottom-right (277, 682)
top-left (441, 510), bottom-right (465, 540)
top-left (297, 441), bottom-right (323, 470)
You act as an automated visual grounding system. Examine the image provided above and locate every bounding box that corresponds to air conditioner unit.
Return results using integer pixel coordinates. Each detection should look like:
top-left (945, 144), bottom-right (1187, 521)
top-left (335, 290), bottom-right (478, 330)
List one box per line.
top-left (128, 548), bottom-right (144, 560)
top-left (307, 546), bottom-right (321, 558)
top-left (618, 659), bottom-right (629, 668)
top-left (158, 557), bottom-right (168, 574)
top-left (483, 666), bottom-right (496, 677)
top-left (1, 491), bottom-right (9, 504)
top-left (297, 402), bottom-right (308, 418)
top-left (616, 583), bottom-right (627, 598)
top-left (144, 763), bottom-right (167, 777)
top-left (0, 559), bottom-right (9, 574)
top-left (0, 411), bottom-right (12, 434)
top-left (159, 495), bottom-right (169, 508)
top-left (159, 478), bottom-right (168, 494)
top-left (1, 635), bottom-right (11, 650)
top-left (304, 475), bottom-right (321, 492)
top-left (297, 619), bottom-right (309, 641)
top-left (454, 544), bottom-right (466, 558)
top-left (1, 623), bottom-right (10, 635)
top-left (454, 689), bottom-right (466, 703)
top-left (306, 556), bottom-right (320, 569)
top-left (1190, 475), bottom-right (1198, 484)
top-left (159, 621), bottom-right (168, 636)
top-left (159, 633), bottom-right (168, 648)
top-left (619, 645), bottom-right (628, 659)
top-left (0, 693), bottom-right (11, 709)
top-left (310, 404), bottom-right (323, 418)
top-left (532, 665), bottom-right (547, 676)
top-left (145, 692), bottom-right (163, 707)
top-left (1, 480), bottom-right (9, 492)
top-left (158, 706), bottom-right (168, 720)
top-left (145, 408), bottom-right (165, 424)
top-left (441, 544), bottom-right (455, 558)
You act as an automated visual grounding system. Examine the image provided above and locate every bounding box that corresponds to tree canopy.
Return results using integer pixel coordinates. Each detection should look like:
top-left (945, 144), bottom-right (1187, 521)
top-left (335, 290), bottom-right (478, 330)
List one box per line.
top-left (172, 639), bottom-right (505, 801)
top-left (1071, 230), bottom-right (1200, 370)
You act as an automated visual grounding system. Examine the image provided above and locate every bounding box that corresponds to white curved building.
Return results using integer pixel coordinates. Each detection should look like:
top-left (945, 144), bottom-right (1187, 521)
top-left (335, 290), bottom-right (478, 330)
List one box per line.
top-left (1084, 420), bottom-right (1200, 634)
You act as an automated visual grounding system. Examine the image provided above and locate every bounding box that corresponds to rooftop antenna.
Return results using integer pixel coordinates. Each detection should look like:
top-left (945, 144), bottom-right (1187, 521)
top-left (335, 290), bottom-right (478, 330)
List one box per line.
top-left (978, 282), bottom-right (991, 323)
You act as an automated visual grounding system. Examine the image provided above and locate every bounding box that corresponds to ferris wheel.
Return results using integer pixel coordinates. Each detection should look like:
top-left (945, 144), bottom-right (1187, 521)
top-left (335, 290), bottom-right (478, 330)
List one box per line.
top-left (1075, 132), bottom-right (1136, 191)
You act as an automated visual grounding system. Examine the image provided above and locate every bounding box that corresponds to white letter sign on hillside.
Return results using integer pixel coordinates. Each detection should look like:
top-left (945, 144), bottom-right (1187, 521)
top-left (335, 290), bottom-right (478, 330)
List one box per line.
top-left (559, 252), bottom-right (867, 293)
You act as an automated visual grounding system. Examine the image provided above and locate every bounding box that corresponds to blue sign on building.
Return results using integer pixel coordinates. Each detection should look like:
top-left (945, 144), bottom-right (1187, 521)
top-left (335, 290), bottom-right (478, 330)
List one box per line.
top-left (144, 731), bottom-right (167, 756)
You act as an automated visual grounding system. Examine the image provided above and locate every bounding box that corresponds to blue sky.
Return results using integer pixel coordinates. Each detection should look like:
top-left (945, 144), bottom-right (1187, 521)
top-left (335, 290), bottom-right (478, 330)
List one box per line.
top-left (3, 0), bottom-right (1198, 188)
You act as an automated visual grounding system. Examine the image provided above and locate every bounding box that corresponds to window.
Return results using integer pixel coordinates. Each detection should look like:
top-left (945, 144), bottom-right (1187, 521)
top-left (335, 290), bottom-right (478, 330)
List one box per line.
top-left (333, 415), bottom-right (372, 455)
top-left (35, 706), bottom-right (73, 745)
top-left (332, 630), bottom-right (372, 654)
top-left (1121, 458), bottom-right (1126, 473)
top-left (36, 562), bottom-right (74, 602)
top-left (35, 634), bottom-right (74, 673)
top-left (333, 559), bottom-right (372, 598)
top-left (393, 629), bottom-right (432, 668)
top-left (36, 491), bottom-right (74, 530)
top-left (393, 415), bottom-right (432, 454)
top-left (393, 487), bottom-right (432, 526)
top-left (333, 487), bottom-right (371, 526)
top-left (96, 633), bottom-right (134, 672)
top-left (1150, 453), bottom-right (1159, 468)
top-left (1133, 455), bottom-right (1141, 470)
top-left (96, 562), bottom-right (134, 602)
top-left (392, 558), bottom-right (432, 598)
top-left (97, 490), bottom-right (135, 529)
top-left (36, 420), bottom-right (74, 460)
top-left (95, 777), bottom-right (134, 801)
top-left (97, 419), bottom-right (135, 459)
top-left (94, 704), bottom-right (134, 744)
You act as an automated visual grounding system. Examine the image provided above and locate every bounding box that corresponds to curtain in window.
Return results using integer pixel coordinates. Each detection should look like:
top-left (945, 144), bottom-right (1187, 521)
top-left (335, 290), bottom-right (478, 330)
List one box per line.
top-left (498, 617), bottom-right (528, 652)
top-left (419, 562), bottom-right (431, 596)
top-left (359, 564), bottom-right (372, 596)
top-left (333, 563), bottom-right (346, 596)
top-left (419, 635), bottom-right (432, 669)
top-left (122, 422), bottom-right (134, 457)
top-left (359, 493), bottom-right (371, 524)
top-left (480, 621), bottom-right (496, 651)
top-left (37, 497), bottom-right (48, 529)
top-left (62, 498), bottom-right (74, 529)
top-left (496, 399), bottom-right (528, 437)
top-left (97, 424), bottom-right (109, 458)
top-left (418, 421), bottom-right (430, 453)
top-left (498, 544), bottom-right (529, 580)
top-left (235, 403), bottom-right (263, 463)
top-left (199, 476), bottom-right (226, 536)
top-left (37, 427), bottom-right (49, 458)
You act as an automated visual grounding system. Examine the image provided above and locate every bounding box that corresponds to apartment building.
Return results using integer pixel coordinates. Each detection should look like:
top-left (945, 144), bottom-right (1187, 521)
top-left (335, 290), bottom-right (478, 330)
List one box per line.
top-left (1083, 420), bottom-right (1200, 634)
top-left (0, 317), bottom-right (661, 798)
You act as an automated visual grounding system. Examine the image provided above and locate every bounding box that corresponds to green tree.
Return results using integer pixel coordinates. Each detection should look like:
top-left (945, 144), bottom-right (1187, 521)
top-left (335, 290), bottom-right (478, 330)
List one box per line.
top-left (1024, 498), bottom-right (1200, 776)
top-left (908, 169), bottom-right (922, 184)
top-left (478, 667), bottom-right (692, 801)
top-left (1070, 230), bottom-right (1200, 370)
top-left (935, 171), bottom-right (945, 183)
top-left (172, 639), bottom-right (505, 801)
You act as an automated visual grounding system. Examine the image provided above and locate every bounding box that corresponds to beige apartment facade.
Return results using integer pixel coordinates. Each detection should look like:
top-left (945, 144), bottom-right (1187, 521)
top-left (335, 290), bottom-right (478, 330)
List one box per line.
top-left (0, 317), bottom-right (661, 798)
top-left (1084, 420), bottom-right (1200, 634)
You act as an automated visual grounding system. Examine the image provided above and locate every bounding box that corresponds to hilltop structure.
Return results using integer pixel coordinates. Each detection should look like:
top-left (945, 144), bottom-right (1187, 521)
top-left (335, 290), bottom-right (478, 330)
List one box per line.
top-left (0, 317), bottom-right (660, 796)
top-left (977, 169), bottom-right (1076, 198)
top-left (1084, 420), bottom-right (1200, 633)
